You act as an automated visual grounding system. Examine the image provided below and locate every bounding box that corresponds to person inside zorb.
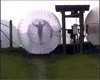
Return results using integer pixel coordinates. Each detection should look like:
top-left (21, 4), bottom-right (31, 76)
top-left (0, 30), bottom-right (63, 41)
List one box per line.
top-left (28, 19), bottom-right (53, 45)
top-left (18, 10), bottom-right (61, 54)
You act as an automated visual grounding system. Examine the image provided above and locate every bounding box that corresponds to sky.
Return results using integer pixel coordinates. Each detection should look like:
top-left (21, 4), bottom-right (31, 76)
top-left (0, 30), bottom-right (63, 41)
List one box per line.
top-left (1, 0), bottom-right (99, 29)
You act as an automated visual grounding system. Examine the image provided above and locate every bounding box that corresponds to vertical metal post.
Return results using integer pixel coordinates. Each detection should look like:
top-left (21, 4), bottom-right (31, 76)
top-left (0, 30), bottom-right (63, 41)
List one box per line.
top-left (62, 11), bottom-right (66, 54)
top-left (79, 11), bottom-right (84, 54)
top-left (9, 20), bottom-right (13, 47)
top-left (73, 34), bottom-right (76, 54)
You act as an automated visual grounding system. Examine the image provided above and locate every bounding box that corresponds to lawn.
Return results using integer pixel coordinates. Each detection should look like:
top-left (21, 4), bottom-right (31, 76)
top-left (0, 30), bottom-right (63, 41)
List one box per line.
top-left (1, 48), bottom-right (99, 80)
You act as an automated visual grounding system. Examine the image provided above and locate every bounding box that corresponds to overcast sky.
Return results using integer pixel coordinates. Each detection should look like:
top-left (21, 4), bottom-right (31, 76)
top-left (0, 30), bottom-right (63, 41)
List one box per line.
top-left (1, 1), bottom-right (99, 29)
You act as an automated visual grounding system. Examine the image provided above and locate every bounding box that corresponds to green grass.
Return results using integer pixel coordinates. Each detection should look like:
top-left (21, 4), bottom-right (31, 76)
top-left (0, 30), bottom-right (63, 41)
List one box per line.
top-left (1, 48), bottom-right (99, 80)
top-left (46, 54), bottom-right (99, 80)
top-left (1, 48), bottom-right (38, 79)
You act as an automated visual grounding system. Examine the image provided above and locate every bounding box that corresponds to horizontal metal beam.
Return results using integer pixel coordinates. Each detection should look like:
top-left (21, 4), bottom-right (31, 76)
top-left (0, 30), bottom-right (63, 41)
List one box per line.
top-left (65, 13), bottom-right (80, 17)
top-left (55, 5), bottom-right (90, 12)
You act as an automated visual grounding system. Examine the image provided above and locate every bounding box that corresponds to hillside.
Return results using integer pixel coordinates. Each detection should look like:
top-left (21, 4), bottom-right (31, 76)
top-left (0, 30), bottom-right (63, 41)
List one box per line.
top-left (1, 48), bottom-right (99, 80)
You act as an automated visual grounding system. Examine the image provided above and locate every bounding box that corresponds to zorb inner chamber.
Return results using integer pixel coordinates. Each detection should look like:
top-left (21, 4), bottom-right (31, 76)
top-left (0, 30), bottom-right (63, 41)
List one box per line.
top-left (18, 10), bottom-right (61, 54)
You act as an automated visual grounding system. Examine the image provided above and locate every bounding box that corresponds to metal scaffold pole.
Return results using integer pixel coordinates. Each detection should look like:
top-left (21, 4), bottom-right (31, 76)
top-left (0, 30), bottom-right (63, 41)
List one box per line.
top-left (79, 11), bottom-right (84, 54)
top-left (9, 20), bottom-right (13, 48)
top-left (62, 11), bottom-right (67, 55)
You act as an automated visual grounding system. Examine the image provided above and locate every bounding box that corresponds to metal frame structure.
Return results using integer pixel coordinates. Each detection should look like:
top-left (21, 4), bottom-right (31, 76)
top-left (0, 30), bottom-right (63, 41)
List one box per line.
top-left (55, 5), bottom-right (90, 54)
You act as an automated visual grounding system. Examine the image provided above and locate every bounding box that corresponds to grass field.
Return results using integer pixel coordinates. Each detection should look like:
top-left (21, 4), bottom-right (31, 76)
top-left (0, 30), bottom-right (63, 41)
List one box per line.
top-left (1, 48), bottom-right (99, 80)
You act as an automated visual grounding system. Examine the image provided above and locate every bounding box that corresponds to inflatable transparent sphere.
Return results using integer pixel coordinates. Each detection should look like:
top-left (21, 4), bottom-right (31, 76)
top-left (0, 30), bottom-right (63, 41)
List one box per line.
top-left (18, 10), bottom-right (61, 54)
top-left (1, 19), bottom-right (20, 48)
top-left (85, 6), bottom-right (100, 45)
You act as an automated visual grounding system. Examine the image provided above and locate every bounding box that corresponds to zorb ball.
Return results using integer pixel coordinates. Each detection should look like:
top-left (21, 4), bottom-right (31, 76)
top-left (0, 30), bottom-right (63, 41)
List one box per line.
top-left (18, 10), bottom-right (61, 54)
top-left (85, 6), bottom-right (100, 45)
